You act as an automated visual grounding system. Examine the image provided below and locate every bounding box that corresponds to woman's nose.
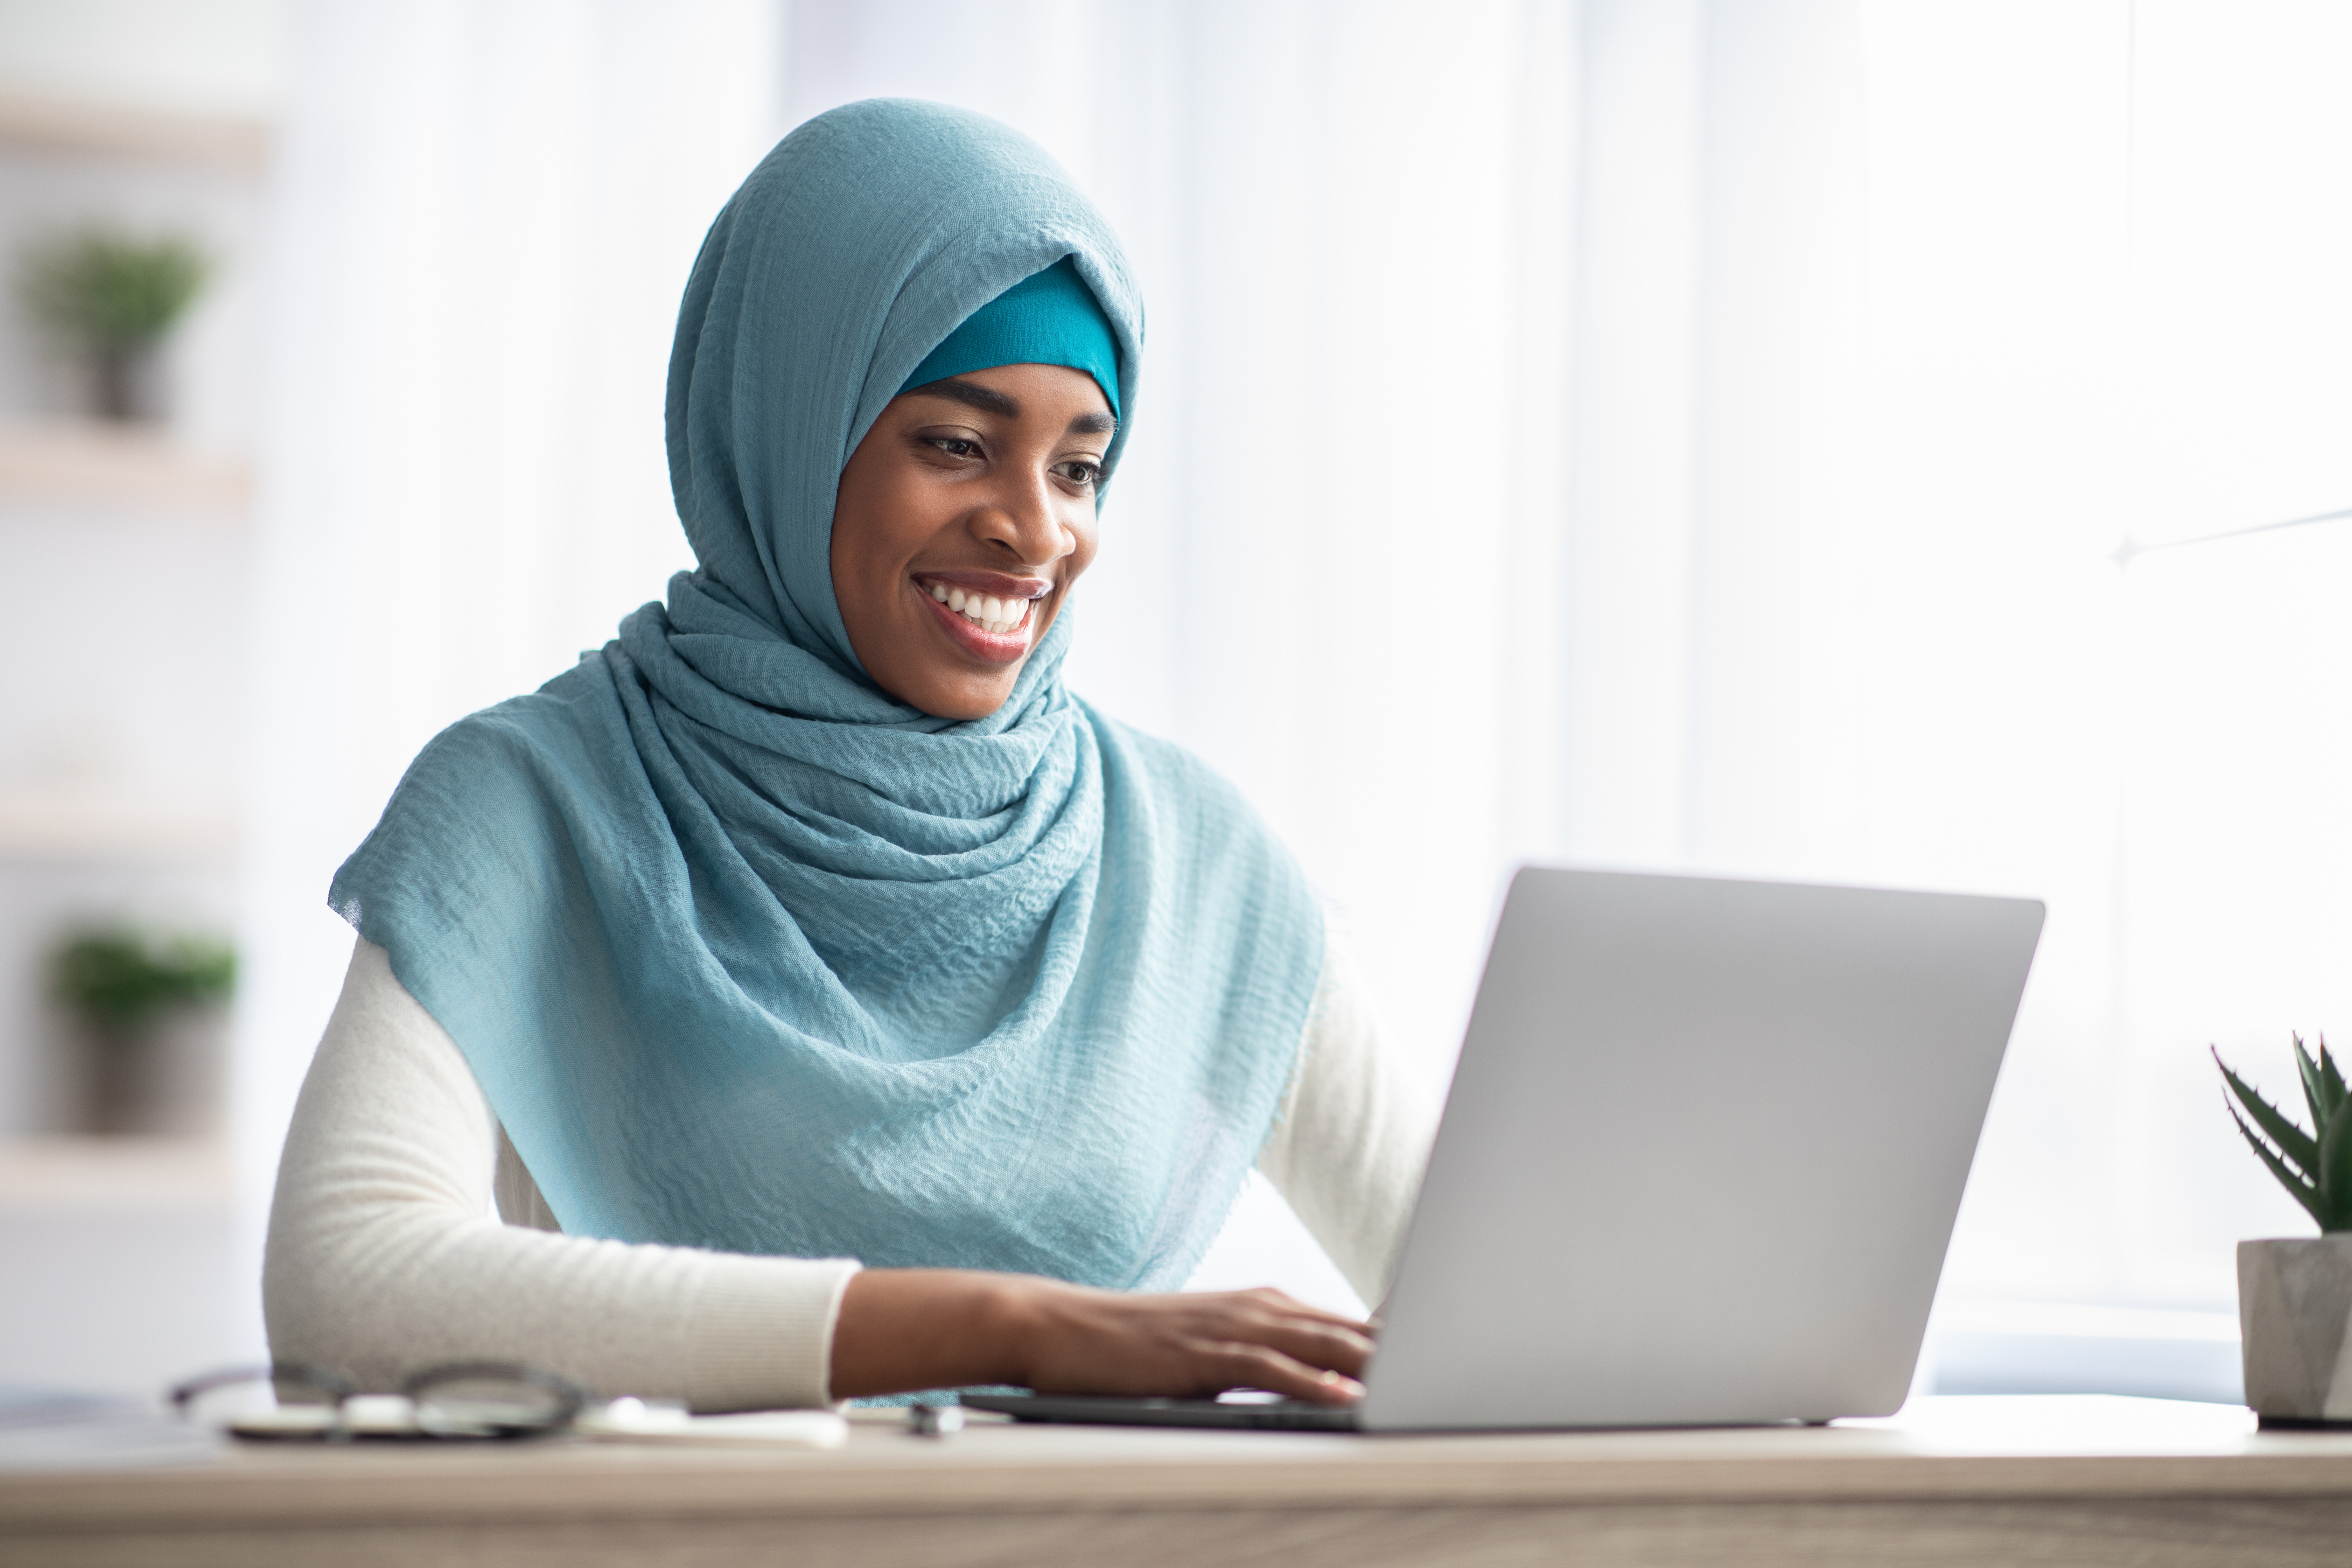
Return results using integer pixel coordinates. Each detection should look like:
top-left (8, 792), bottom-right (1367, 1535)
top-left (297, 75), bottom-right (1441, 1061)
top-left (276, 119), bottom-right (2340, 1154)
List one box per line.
top-left (971, 472), bottom-right (1071, 565)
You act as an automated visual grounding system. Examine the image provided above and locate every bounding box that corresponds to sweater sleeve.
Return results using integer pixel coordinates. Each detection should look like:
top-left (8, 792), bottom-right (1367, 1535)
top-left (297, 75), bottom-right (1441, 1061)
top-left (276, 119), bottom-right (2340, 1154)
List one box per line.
top-left (262, 937), bottom-right (860, 1411)
top-left (1254, 933), bottom-right (1443, 1309)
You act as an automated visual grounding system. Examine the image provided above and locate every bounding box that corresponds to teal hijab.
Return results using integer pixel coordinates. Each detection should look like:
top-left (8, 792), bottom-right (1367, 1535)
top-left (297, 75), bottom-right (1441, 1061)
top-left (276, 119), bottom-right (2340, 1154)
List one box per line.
top-left (328, 99), bottom-right (1324, 1291)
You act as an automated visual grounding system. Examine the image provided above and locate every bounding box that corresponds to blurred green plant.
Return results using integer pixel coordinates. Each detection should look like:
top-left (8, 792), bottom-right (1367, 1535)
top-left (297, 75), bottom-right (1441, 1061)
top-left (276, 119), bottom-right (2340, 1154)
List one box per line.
top-left (2216, 1034), bottom-right (2352, 1233)
top-left (18, 228), bottom-right (210, 420)
top-left (51, 928), bottom-right (235, 1044)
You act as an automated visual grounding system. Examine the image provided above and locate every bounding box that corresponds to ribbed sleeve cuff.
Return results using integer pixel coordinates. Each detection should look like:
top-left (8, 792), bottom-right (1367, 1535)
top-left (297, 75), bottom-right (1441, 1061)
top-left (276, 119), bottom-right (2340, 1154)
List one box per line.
top-left (682, 1255), bottom-right (862, 1412)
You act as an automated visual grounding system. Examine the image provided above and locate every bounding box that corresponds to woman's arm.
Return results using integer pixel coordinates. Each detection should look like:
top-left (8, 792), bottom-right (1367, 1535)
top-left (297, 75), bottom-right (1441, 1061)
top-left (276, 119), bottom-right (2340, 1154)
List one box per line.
top-left (1256, 933), bottom-right (1444, 1308)
top-left (268, 938), bottom-right (1373, 1407)
top-left (264, 939), bottom-right (858, 1409)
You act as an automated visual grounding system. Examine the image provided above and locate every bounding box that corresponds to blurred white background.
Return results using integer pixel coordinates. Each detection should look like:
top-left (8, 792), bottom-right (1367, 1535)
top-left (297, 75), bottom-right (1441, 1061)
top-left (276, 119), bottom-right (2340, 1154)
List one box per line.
top-left (2, 0), bottom-right (2346, 1407)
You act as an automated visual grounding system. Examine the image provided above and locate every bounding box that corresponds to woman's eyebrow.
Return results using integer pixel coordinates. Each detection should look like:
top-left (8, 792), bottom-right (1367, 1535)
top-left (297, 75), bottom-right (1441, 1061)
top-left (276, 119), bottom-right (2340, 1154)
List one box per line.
top-left (1069, 412), bottom-right (1116, 436)
top-left (906, 377), bottom-right (1019, 418)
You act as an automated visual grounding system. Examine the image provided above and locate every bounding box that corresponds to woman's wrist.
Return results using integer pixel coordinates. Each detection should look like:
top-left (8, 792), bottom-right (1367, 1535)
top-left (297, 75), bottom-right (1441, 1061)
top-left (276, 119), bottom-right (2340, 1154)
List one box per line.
top-left (831, 1267), bottom-right (1050, 1398)
top-left (969, 1272), bottom-right (1049, 1388)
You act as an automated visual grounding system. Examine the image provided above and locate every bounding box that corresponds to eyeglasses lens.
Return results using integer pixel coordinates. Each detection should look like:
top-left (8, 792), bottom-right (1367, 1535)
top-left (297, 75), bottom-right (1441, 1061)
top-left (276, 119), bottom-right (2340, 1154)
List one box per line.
top-left (412, 1373), bottom-right (573, 1438)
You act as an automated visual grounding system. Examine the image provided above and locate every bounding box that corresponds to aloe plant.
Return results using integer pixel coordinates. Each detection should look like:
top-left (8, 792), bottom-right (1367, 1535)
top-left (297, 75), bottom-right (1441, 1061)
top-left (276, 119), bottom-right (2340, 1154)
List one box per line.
top-left (2216, 1035), bottom-right (2352, 1232)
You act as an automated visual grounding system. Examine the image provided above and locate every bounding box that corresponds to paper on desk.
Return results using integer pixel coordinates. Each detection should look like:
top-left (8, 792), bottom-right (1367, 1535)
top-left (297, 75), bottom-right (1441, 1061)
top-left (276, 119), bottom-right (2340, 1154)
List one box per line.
top-left (576, 1399), bottom-right (848, 1449)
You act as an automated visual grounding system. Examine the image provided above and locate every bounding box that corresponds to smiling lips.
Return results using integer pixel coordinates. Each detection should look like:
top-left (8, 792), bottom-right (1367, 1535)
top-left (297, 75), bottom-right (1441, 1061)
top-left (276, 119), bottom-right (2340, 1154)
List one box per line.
top-left (916, 575), bottom-right (1047, 664)
top-left (929, 581), bottom-right (1030, 636)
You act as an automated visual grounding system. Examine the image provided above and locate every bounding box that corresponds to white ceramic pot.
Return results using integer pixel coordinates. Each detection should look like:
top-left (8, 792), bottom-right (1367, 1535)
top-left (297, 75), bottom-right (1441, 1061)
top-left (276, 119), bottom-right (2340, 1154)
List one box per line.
top-left (2238, 1236), bottom-right (2352, 1424)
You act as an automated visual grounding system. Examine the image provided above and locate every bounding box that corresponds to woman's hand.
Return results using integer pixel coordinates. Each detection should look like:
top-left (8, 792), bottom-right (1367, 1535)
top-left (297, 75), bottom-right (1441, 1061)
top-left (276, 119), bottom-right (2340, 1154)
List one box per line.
top-left (830, 1270), bottom-right (1373, 1404)
top-left (1010, 1282), bottom-right (1373, 1404)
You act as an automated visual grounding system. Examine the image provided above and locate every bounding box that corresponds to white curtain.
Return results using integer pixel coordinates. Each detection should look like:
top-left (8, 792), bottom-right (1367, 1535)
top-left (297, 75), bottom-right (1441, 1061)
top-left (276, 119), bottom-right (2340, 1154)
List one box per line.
top-left (2106, 0), bottom-right (2352, 1299)
top-left (1569, 0), bottom-right (2352, 1394)
top-left (232, 0), bottom-right (782, 1353)
top-left (237, 0), bottom-right (2352, 1388)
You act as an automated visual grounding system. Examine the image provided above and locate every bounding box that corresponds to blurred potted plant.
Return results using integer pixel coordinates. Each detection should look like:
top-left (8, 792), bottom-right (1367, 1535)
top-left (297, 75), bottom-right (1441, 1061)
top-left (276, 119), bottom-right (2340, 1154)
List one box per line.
top-left (18, 227), bottom-right (210, 422)
top-left (51, 926), bottom-right (235, 1136)
top-left (2217, 1035), bottom-right (2352, 1425)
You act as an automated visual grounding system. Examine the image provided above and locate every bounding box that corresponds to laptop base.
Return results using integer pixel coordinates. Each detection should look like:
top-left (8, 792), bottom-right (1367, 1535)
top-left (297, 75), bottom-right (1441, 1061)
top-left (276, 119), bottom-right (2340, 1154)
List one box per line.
top-left (957, 1392), bottom-right (1359, 1431)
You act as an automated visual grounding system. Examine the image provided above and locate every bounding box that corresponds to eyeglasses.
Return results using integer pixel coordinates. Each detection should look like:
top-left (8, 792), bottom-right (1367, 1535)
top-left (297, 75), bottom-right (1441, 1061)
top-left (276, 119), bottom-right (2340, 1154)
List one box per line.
top-left (170, 1361), bottom-right (589, 1442)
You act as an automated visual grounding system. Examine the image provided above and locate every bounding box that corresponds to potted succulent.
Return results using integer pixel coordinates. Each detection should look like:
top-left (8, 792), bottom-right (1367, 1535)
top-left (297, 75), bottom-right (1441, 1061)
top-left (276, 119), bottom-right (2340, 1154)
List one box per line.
top-left (2217, 1035), bottom-right (2352, 1425)
top-left (18, 227), bottom-right (210, 423)
top-left (51, 926), bottom-right (235, 1135)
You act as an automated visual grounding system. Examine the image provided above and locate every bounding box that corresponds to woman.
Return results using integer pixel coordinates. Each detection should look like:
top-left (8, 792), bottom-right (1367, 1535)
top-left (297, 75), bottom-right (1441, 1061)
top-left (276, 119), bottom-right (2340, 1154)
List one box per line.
top-left (265, 98), bottom-right (1434, 1411)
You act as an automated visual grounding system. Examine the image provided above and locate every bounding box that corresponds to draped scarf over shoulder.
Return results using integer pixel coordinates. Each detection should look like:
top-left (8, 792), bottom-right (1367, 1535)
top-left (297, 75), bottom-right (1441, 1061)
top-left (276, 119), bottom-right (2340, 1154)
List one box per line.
top-left (327, 99), bottom-right (1324, 1288)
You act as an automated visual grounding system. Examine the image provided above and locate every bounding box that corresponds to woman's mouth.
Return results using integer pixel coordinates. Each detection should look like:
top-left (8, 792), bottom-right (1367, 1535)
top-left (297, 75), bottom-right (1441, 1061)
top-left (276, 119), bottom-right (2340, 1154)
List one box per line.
top-left (928, 581), bottom-right (1031, 636)
top-left (915, 575), bottom-right (1046, 664)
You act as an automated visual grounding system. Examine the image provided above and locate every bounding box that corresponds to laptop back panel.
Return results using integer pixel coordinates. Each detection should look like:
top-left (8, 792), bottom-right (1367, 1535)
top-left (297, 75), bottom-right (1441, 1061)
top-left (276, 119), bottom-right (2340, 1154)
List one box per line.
top-left (1358, 867), bottom-right (2043, 1432)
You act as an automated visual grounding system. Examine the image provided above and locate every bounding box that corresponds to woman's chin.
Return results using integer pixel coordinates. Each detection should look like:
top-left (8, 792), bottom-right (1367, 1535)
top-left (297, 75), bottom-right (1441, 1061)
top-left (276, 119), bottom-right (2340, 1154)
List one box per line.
top-left (890, 652), bottom-right (1026, 720)
top-left (911, 677), bottom-right (1020, 721)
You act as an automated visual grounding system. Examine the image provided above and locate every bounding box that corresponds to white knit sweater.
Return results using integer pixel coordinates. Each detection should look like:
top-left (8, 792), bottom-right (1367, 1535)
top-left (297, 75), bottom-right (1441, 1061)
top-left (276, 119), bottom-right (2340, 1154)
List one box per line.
top-left (263, 934), bottom-right (1434, 1411)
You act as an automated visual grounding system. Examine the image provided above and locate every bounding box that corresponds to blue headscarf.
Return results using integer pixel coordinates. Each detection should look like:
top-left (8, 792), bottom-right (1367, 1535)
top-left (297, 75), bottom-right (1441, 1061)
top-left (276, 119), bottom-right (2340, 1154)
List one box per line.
top-left (327, 99), bottom-right (1324, 1291)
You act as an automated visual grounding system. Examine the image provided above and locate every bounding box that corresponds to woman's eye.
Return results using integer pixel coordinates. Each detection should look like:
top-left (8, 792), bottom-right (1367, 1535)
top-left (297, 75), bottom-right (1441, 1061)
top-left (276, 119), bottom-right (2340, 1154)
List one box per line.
top-left (1052, 461), bottom-right (1101, 487)
top-left (926, 436), bottom-right (981, 460)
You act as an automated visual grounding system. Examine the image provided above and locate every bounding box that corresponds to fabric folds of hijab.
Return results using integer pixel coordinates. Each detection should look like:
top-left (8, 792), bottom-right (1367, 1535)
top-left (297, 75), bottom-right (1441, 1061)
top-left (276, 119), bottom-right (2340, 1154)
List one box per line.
top-left (326, 99), bottom-right (1325, 1292)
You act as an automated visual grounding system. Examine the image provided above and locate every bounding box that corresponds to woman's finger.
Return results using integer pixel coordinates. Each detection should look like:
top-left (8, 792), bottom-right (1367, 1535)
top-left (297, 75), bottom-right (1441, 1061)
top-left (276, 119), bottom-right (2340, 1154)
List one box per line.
top-left (1239, 1317), bottom-right (1374, 1378)
top-left (1199, 1342), bottom-right (1366, 1405)
top-left (1182, 1296), bottom-right (1374, 1372)
top-left (1192, 1303), bottom-right (1372, 1363)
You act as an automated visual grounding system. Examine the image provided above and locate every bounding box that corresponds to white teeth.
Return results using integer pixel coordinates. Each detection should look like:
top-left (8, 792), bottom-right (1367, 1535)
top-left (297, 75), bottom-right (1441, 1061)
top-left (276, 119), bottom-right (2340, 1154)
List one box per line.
top-left (928, 583), bottom-right (1037, 637)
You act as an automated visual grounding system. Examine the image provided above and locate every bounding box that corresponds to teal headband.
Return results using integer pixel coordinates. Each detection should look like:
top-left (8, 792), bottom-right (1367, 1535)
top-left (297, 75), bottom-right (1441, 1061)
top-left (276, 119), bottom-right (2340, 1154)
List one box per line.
top-left (897, 256), bottom-right (1121, 420)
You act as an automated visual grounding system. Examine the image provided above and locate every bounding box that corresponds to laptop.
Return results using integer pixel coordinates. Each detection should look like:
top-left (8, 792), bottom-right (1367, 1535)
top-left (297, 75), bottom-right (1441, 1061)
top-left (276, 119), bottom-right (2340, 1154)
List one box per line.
top-left (964, 865), bottom-right (2044, 1433)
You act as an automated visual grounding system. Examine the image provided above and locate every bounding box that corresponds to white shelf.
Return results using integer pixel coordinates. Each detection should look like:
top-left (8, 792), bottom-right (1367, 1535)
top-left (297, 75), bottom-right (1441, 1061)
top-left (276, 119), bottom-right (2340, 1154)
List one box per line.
top-left (0, 425), bottom-right (252, 515)
top-left (0, 790), bottom-right (236, 864)
top-left (0, 90), bottom-right (268, 173)
top-left (0, 1136), bottom-right (231, 1216)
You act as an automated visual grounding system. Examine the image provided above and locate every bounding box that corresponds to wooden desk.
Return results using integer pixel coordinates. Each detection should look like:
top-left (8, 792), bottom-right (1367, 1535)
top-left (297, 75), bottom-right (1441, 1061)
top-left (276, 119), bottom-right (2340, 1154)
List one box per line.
top-left (6, 1396), bottom-right (2350, 1567)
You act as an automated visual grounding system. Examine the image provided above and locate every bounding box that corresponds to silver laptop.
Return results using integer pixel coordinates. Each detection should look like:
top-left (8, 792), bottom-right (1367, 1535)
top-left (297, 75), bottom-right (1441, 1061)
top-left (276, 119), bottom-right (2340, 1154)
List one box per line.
top-left (966, 866), bottom-right (2044, 1432)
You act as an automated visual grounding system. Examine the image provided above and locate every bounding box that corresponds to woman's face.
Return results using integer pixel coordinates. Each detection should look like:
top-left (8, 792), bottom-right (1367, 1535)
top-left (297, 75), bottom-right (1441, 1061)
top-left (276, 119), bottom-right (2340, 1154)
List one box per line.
top-left (831, 362), bottom-right (1112, 720)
